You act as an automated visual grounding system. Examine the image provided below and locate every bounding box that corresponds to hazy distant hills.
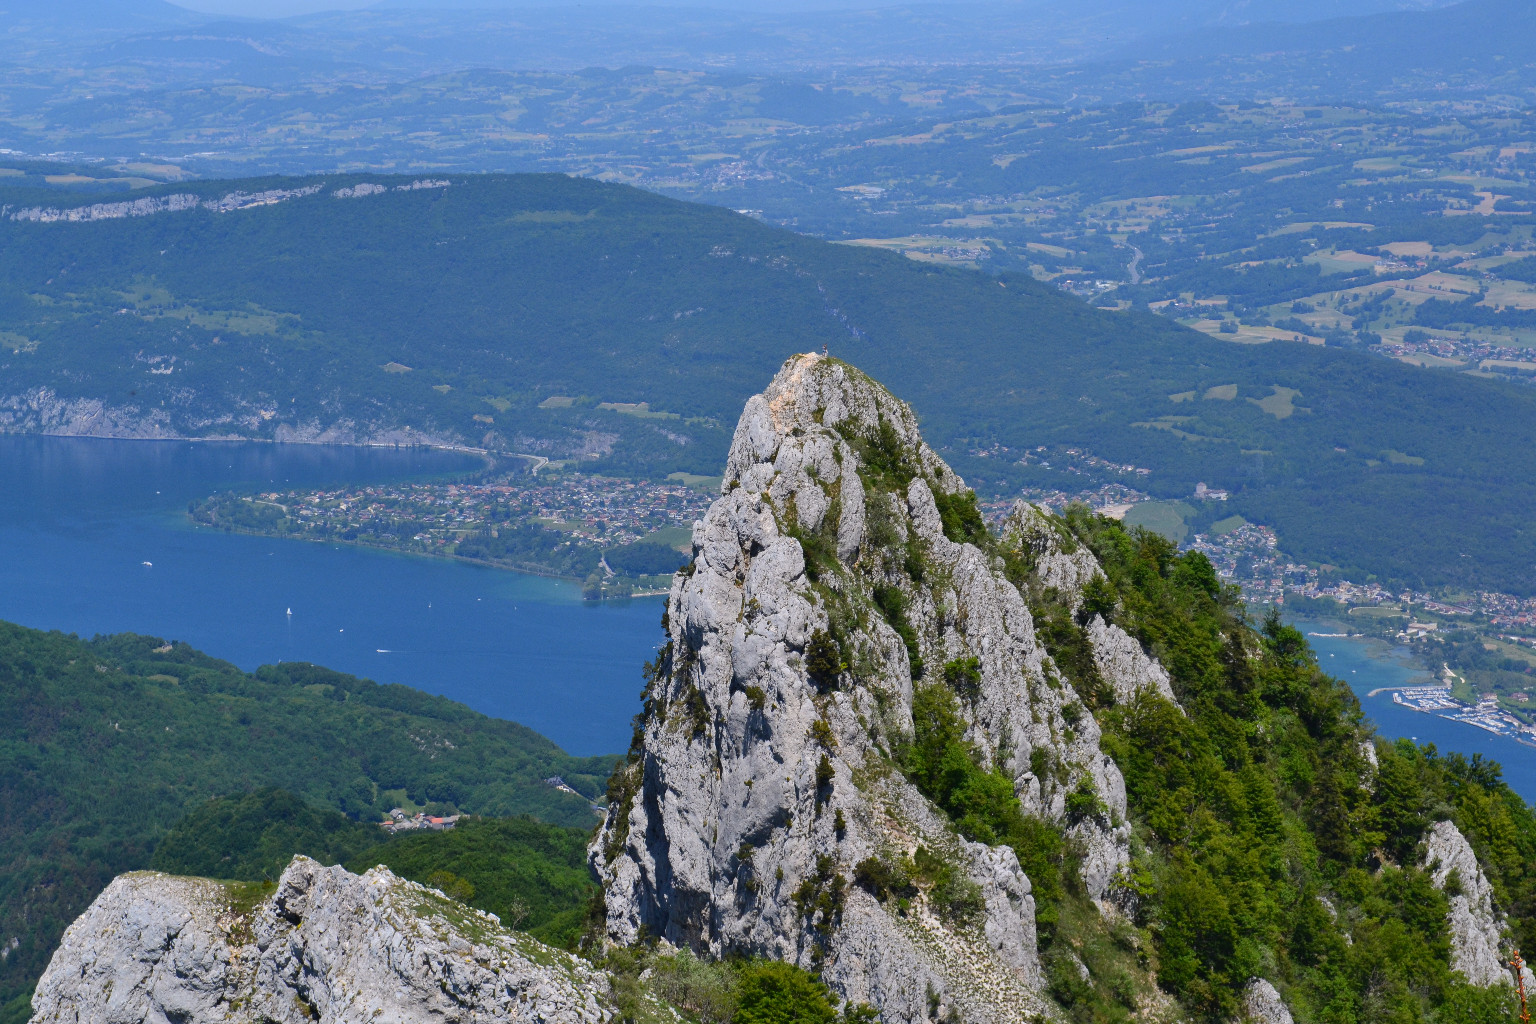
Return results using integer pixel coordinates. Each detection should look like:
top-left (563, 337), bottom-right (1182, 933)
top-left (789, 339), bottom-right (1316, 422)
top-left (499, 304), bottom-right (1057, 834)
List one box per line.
top-left (0, 0), bottom-right (1470, 72)
top-left (1129, 0), bottom-right (1535, 63)
top-left (0, 0), bottom-right (197, 25)
top-left (1079, 0), bottom-right (1536, 103)
top-left (0, 0), bottom-right (202, 54)
top-left (0, 0), bottom-right (1509, 111)
top-left (2, 172), bottom-right (1535, 594)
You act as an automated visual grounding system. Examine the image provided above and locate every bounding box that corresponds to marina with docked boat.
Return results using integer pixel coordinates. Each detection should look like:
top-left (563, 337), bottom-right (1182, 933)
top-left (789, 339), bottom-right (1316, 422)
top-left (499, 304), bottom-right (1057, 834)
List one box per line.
top-left (1386, 685), bottom-right (1536, 747)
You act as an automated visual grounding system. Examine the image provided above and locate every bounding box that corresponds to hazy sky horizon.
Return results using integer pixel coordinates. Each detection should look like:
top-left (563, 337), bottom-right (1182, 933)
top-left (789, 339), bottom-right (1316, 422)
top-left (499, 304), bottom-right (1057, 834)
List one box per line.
top-left (172, 0), bottom-right (372, 15)
top-left (162, 0), bottom-right (940, 17)
top-left (168, 0), bottom-right (933, 18)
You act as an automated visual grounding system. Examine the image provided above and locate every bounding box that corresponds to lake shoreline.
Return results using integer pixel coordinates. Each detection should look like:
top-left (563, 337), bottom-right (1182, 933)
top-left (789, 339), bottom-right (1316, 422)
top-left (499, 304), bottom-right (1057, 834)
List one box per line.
top-left (3, 428), bottom-right (549, 470)
top-left (0, 435), bottom-right (661, 756)
top-left (182, 516), bottom-right (678, 598)
top-left (1288, 613), bottom-right (1536, 803)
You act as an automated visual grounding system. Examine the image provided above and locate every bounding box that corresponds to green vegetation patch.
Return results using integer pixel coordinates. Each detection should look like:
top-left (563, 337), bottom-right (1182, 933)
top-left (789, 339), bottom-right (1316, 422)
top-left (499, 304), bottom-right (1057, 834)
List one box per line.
top-left (151, 788), bottom-right (382, 882)
top-left (1381, 449), bottom-right (1426, 466)
top-left (1248, 386), bottom-right (1306, 419)
top-left (598, 402), bottom-right (680, 420)
top-left (0, 622), bottom-right (612, 1007)
top-left (1210, 515), bottom-right (1248, 536)
top-left (1121, 500), bottom-right (1195, 543)
top-left (666, 472), bottom-right (723, 492)
top-left (898, 682), bottom-right (1063, 935)
top-left (351, 816), bottom-right (597, 948)
top-left (600, 948), bottom-right (870, 1024)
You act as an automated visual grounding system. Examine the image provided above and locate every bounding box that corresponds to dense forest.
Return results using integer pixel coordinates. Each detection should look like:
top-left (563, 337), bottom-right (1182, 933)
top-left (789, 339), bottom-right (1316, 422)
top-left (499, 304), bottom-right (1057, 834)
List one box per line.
top-left (0, 622), bottom-right (615, 1018)
top-left (148, 789), bottom-right (598, 949)
top-left (2, 173), bottom-right (1536, 593)
top-left (1046, 509), bottom-right (1534, 1021)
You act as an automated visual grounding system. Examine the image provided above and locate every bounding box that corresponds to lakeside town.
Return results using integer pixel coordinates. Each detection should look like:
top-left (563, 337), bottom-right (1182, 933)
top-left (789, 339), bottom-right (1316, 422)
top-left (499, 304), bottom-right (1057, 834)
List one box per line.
top-left (190, 471), bottom-right (715, 575)
top-left (1186, 519), bottom-right (1536, 635)
top-left (245, 472), bottom-right (714, 549)
top-left (191, 447), bottom-right (1536, 701)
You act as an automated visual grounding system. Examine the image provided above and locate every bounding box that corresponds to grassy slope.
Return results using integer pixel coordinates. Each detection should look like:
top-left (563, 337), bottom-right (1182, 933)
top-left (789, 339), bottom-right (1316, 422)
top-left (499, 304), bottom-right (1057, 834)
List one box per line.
top-left (0, 621), bottom-right (615, 1009)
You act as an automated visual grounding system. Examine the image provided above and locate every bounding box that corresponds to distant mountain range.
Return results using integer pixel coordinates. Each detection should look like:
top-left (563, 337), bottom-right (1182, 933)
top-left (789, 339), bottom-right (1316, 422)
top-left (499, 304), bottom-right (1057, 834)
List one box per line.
top-left (0, 0), bottom-right (196, 24)
top-left (0, 0), bottom-right (1475, 72)
top-left (1127, 0), bottom-right (1534, 63)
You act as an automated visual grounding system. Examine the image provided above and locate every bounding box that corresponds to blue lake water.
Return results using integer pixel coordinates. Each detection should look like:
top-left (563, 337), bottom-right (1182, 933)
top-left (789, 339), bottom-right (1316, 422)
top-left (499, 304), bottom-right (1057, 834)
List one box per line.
top-left (0, 436), bottom-right (664, 757)
top-left (1288, 616), bottom-right (1536, 804)
top-left (5, 435), bottom-right (1533, 795)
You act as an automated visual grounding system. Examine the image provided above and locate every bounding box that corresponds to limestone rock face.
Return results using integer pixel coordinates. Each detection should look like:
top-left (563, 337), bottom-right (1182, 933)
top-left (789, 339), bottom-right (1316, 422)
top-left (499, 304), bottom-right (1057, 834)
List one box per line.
top-left (591, 355), bottom-right (1178, 1022)
top-left (1003, 503), bottom-right (1102, 607)
top-left (1422, 820), bottom-right (1510, 987)
top-left (30, 856), bottom-right (611, 1024)
top-left (1240, 978), bottom-right (1295, 1024)
top-left (998, 502), bottom-right (1174, 710)
top-left (1084, 614), bottom-right (1176, 706)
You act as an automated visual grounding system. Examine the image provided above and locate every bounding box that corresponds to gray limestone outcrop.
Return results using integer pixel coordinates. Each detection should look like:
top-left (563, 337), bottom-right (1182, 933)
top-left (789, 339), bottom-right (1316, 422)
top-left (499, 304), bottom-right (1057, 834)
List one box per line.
top-left (1084, 614), bottom-right (1176, 706)
top-left (1421, 819), bottom-right (1511, 987)
top-left (591, 354), bottom-right (1182, 1023)
top-left (1240, 979), bottom-right (1295, 1024)
top-left (999, 502), bottom-right (1176, 709)
top-left (30, 856), bottom-right (611, 1024)
top-left (1001, 502), bottom-right (1102, 609)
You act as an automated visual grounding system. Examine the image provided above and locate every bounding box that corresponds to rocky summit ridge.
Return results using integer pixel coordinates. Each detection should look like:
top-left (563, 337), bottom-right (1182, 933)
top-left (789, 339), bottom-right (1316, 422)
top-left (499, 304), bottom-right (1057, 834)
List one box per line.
top-left (28, 354), bottom-right (1533, 1024)
top-left (30, 856), bottom-right (610, 1024)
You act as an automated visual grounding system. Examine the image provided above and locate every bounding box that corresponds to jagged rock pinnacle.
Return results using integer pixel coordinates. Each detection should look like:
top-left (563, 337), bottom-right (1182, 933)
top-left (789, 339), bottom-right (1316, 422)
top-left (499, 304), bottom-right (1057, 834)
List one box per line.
top-left (591, 354), bottom-right (1174, 1023)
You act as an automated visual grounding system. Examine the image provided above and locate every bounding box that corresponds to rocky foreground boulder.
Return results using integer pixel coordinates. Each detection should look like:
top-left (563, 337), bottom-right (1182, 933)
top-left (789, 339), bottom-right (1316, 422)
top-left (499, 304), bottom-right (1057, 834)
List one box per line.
top-left (30, 856), bottom-right (611, 1024)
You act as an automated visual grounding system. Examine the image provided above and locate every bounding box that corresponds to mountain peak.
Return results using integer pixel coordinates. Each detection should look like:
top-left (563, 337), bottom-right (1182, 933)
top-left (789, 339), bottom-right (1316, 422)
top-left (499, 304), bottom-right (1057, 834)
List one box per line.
top-left (591, 356), bottom-right (1180, 1021)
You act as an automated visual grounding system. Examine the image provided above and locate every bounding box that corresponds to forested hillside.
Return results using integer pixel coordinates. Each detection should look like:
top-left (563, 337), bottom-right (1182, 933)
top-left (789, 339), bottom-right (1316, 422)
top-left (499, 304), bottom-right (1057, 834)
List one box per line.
top-left (1064, 508), bottom-right (1536, 1021)
top-left (147, 789), bottom-right (598, 949)
top-left (0, 622), bottom-right (614, 1017)
top-left (2, 172), bottom-right (1535, 594)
